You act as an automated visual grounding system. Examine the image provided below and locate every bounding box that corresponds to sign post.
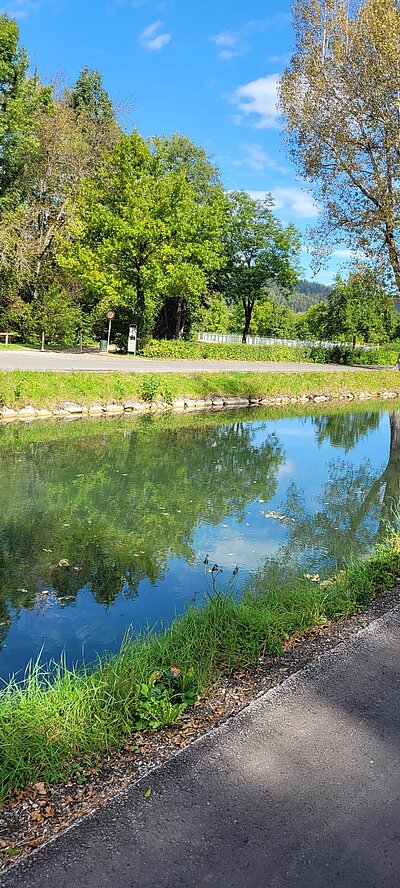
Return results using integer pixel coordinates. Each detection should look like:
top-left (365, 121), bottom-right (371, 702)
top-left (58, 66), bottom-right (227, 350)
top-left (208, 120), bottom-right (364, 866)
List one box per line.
top-left (106, 310), bottom-right (116, 353)
top-left (127, 325), bottom-right (137, 355)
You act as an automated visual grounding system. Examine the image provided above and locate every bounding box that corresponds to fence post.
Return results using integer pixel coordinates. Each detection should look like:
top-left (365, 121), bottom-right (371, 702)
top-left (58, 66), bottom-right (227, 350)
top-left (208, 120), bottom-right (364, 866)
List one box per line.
top-left (41, 331), bottom-right (45, 352)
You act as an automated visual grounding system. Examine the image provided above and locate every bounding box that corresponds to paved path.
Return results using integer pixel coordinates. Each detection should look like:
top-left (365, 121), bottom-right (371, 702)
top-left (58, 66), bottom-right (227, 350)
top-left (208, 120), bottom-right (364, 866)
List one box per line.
top-left (0, 349), bottom-right (383, 373)
top-left (3, 606), bottom-right (400, 888)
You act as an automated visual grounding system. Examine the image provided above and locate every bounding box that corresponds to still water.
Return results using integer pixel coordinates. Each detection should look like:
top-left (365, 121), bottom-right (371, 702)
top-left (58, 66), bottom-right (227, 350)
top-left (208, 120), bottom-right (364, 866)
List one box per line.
top-left (0, 405), bottom-right (398, 680)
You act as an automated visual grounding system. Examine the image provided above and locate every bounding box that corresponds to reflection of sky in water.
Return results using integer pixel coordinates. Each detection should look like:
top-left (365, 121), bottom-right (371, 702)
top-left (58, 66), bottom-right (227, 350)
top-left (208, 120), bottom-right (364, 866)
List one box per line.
top-left (0, 409), bottom-right (392, 680)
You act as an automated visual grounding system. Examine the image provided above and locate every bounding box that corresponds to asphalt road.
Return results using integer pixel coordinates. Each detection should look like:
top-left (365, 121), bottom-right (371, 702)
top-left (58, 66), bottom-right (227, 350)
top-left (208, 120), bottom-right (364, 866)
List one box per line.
top-left (3, 606), bottom-right (400, 888)
top-left (0, 348), bottom-right (384, 373)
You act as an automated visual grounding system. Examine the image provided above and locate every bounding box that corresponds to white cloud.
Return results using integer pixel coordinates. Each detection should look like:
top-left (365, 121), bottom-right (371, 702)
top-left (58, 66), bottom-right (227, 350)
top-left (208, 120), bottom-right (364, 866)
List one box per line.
top-left (232, 74), bottom-right (281, 129)
top-left (245, 187), bottom-right (318, 218)
top-left (139, 20), bottom-right (171, 51)
top-left (1, 0), bottom-right (56, 17)
top-left (211, 20), bottom-right (266, 61)
top-left (271, 187), bottom-right (319, 218)
top-left (233, 142), bottom-right (288, 175)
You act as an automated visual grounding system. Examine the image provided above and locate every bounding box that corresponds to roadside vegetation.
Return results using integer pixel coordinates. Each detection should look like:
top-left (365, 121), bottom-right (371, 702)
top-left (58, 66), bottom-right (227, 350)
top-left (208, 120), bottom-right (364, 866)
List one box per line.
top-left (140, 339), bottom-right (400, 366)
top-left (0, 537), bottom-right (399, 801)
top-left (0, 369), bottom-right (400, 410)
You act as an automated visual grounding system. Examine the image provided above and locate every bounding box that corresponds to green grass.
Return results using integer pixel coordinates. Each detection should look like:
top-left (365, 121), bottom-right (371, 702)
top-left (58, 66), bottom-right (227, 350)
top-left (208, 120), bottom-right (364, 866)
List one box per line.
top-left (0, 538), bottom-right (399, 802)
top-left (0, 368), bottom-right (399, 410)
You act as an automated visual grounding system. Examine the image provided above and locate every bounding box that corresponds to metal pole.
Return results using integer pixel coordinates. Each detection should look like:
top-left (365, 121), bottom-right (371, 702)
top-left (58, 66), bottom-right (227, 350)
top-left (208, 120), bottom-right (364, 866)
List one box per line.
top-left (79, 331), bottom-right (83, 354)
top-left (41, 331), bottom-right (45, 352)
top-left (107, 319), bottom-right (112, 353)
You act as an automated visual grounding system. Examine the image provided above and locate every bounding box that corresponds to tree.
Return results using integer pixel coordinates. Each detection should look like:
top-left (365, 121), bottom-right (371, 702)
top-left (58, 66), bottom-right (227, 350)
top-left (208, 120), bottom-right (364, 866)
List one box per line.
top-left (221, 191), bottom-right (300, 342)
top-left (0, 13), bottom-right (52, 208)
top-left (323, 269), bottom-right (397, 342)
top-left (295, 300), bottom-right (329, 339)
top-left (59, 133), bottom-right (226, 339)
top-left (0, 63), bottom-right (119, 329)
top-left (280, 0), bottom-right (400, 291)
top-left (68, 67), bottom-right (115, 125)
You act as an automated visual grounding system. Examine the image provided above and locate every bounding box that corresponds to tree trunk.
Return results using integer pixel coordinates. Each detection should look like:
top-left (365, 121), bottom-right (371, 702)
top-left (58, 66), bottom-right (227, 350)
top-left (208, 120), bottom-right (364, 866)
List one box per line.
top-left (175, 298), bottom-right (183, 339)
top-left (385, 226), bottom-right (400, 293)
top-left (242, 300), bottom-right (253, 343)
top-left (136, 271), bottom-right (145, 333)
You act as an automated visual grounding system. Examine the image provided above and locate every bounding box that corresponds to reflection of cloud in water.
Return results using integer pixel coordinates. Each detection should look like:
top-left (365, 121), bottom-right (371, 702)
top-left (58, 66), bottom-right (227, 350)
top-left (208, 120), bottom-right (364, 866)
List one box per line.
top-left (277, 427), bottom-right (315, 437)
top-left (278, 459), bottom-right (296, 479)
top-left (200, 526), bottom-right (282, 572)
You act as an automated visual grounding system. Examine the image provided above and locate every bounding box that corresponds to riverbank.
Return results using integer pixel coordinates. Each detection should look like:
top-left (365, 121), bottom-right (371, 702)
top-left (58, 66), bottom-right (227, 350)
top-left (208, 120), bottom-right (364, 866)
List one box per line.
top-left (0, 539), bottom-right (398, 814)
top-left (1, 369), bottom-right (400, 420)
top-left (0, 542), bottom-right (399, 865)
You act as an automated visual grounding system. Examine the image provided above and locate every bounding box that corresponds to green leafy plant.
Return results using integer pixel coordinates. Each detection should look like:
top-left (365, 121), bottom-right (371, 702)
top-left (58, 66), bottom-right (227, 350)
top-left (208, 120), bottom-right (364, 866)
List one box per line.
top-left (139, 374), bottom-right (160, 403)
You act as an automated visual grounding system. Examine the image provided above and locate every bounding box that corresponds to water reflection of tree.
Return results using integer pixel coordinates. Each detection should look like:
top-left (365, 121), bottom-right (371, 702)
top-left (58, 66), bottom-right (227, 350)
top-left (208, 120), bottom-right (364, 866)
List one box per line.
top-left (0, 413), bottom-right (283, 624)
top-left (281, 410), bottom-right (400, 573)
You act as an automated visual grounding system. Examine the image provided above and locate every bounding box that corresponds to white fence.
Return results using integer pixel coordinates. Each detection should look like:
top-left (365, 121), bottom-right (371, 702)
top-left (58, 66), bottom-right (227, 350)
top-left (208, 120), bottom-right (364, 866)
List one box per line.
top-left (197, 332), bottom-right (377, 350)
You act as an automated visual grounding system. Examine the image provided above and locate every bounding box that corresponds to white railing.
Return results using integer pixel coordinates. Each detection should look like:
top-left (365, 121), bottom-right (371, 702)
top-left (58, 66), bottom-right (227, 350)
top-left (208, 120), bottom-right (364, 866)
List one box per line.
top-left (197, 332), bottom-right (377, 350)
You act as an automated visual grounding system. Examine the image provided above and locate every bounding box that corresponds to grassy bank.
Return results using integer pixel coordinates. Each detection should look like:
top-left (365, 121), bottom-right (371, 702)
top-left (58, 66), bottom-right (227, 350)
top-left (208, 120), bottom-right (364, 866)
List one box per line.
top-left (1, 368), bottom-right (400, 410)
top-left (0, 538), bottom-right (399, 802)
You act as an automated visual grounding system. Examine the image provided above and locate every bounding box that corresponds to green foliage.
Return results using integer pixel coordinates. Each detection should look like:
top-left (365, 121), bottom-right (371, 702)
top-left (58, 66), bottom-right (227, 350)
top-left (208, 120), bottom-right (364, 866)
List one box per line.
top-left (59, 132), bottom-right (226, 339)
top-left (322, 270), bottom-right (397, 344)
top-left (195, 293), bottom-right (230, 333)
top-left (139, 373), bottom-right (162, 402)
top-left (295, 302), bottom-right (330, 340)
top-left (133, 668), bottom-right (197, 730)
top-left (25, 285), bottom-right (82, 347)
top-left (229, 295), bottom-right (297, 338)
top-left (140, 339), bottom-right (309, 361)
top-left (221, 191), bottom-right (301, 341)
top-left (68, 67), bottom-right (115, 125)
top-left (0, 14), bottom-right (52, 207)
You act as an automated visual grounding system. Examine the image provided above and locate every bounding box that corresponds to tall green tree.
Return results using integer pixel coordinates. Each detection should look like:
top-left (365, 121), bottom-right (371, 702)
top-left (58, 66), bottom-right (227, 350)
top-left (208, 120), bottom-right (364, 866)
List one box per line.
top-left (0, 13), bottom-right (52, 207)
top-left (68, 67), bottom-right (115, 125)
top-left (280, 0), bottom-right (400, 291)
top-left (221, 191), bottom-right (300, 342)
top-left (0, 55), bottom-right (119, 332)
top-left (58, 132), bottom-right (227, 338)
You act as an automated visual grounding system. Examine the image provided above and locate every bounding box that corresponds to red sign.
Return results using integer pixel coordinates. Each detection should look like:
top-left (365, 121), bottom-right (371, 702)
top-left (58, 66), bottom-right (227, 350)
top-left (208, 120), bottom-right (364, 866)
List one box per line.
top-left (106, 310), bottom-right (116, 321)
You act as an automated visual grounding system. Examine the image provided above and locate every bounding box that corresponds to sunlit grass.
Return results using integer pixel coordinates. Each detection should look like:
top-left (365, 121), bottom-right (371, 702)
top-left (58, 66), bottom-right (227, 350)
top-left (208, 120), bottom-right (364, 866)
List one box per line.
top-left (0, 368), bottom-right (399, 409)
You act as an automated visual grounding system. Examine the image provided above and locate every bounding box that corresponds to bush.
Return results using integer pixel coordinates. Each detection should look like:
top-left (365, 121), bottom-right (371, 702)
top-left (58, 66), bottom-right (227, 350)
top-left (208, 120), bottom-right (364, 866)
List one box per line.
top-left (26, 286), bottom-right (83, 348)
top-left (140, 339), bottom-right (310, 362)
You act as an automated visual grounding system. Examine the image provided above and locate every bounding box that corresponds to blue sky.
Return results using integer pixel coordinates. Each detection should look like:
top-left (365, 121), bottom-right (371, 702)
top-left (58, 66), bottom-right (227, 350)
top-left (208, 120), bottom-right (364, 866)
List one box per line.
top-left (3, 0), bottom-right (352, 284)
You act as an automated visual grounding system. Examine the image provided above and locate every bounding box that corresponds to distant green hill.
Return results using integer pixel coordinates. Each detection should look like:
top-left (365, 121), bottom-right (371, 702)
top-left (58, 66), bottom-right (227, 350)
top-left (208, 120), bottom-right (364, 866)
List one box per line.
top-left (272, 280), bottom-right (332, 314)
